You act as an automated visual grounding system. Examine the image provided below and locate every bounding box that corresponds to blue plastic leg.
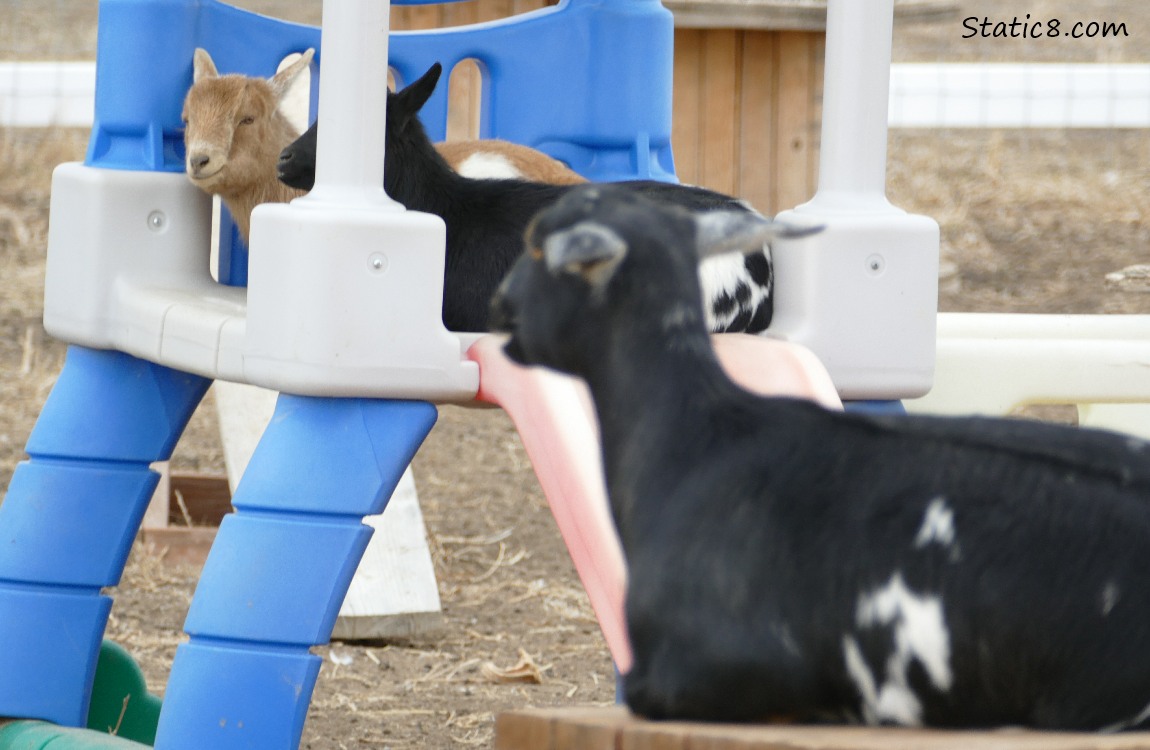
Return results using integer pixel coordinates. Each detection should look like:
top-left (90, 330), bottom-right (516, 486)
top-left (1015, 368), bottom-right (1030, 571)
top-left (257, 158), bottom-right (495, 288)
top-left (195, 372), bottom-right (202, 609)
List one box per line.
top-left (153, 395), bottom-right (437, 750)
top-left (0, 346), bottom-right (210, 726)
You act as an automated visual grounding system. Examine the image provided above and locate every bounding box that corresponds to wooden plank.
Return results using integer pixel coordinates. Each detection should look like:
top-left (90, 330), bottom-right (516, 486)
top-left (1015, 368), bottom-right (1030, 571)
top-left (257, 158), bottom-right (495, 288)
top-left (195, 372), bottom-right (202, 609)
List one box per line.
top-left (494, 709), bottom-right (556, 750)
top-left (476, 0), bottom-right (515, 23)
top-left (738, 30), bottom-right (778, 213)
top-left (620, 721), bottom-right (688, 750)
top-left (143, 461), bottom-right (170, 530)
top-left (773, 31), bottom-right (818, 211)
top-left (511, 0), bottom-right (555, 16)
top-left (140, 473), bottom-right (229, 569)
top-left (807, 32), bottom-right (826, 198)
top-left (391, 3), bottom-right (442, 31)
top-left (671, 29), bottom-right (702, 185)
top-left (700, 29), bottom-right (740, 196)
top-left (167, 474), bottom-right (231, 526)
top-left (552, 708), bottom-right (632, 750)
top-left (499, 707), bottom-right (1150, 750)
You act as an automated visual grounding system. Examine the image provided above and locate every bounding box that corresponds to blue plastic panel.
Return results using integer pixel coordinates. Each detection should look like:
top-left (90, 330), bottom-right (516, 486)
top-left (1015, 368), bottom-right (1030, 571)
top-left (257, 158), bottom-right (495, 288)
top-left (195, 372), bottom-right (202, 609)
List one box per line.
top-left (0, 461), bottom-right (157, 588)
top-left (389, 0), bottom-right (678, 182)
top-left (184, 514), bottom-right (371, 645)
top-left (85, 0), bottom-right (320, 172)
top-left (84, 0), bottom-right (675, 182)
top-left (234, 397), bottom-right (437, 516)
top-left (155, 641), bottom-right (320, 750)
top-left (25, 347), bottom-right (209, 463)
top-left (0, 586), bottom-right (111, 726)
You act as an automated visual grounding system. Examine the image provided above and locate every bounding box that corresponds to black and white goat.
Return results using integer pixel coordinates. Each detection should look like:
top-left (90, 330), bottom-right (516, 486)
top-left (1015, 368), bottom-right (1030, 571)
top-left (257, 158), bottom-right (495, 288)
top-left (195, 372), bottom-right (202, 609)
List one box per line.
top-left (277, 63), bottom-right (772, 334)
top-left (489, 183), bottom-right (1150, 732)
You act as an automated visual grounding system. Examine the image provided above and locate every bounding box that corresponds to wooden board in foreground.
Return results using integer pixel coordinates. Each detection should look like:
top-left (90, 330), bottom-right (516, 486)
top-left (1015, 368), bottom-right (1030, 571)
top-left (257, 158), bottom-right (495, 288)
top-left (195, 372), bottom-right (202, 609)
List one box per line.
top-left (495, 706), bottom-right (1150, 750)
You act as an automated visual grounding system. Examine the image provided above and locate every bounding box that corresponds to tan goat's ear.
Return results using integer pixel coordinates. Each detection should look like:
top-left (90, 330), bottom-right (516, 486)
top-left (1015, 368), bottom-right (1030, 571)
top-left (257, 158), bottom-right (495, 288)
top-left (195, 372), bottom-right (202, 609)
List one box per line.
top-left (269, 48), bottom-right (315, 100)
top-left (193, 48), bottom-right (218, 82)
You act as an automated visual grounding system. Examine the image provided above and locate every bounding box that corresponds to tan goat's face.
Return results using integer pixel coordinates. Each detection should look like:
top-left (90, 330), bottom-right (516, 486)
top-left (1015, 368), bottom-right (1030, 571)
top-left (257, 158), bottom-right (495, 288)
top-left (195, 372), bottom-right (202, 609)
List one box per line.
top-left (181, 48), bottom-right (313, 195)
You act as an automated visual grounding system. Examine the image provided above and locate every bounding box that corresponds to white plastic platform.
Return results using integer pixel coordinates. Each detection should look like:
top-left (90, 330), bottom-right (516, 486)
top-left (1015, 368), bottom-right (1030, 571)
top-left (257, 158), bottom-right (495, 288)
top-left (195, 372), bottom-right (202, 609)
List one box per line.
top-left (43, 164), bottom-right (482, 401)
top-left (908, 313), bottom-right (1150, 438)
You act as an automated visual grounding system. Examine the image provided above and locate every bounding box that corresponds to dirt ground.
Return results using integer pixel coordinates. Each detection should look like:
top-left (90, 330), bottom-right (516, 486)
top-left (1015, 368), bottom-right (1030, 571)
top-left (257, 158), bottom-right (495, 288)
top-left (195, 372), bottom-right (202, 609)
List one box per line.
top-left (1, 1), bottom-right (1149, 748)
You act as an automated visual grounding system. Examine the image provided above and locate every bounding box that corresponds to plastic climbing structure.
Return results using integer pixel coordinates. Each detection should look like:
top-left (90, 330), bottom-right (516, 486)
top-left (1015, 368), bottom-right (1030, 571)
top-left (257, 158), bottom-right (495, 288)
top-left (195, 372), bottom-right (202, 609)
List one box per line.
top-left (0, 0), bottom-right (678, 746)
top-left (0, 0), bottom-right (937, 747)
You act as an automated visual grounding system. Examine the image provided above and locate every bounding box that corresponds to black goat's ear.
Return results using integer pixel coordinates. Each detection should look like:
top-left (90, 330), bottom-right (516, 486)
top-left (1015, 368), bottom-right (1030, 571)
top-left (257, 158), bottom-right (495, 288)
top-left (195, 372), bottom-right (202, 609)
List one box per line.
top-left (542, 221), bottom-right (628, 287)
top-left (394, 63), bottom-right (442, 125)
top-left (695, 211), bottom-right (823, 259)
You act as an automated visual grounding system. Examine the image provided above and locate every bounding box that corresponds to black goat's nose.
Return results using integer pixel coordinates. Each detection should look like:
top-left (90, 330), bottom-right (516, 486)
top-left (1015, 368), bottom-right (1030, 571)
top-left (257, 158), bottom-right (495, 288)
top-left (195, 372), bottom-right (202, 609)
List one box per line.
top-left (278, 150), bottom-right (293, 165)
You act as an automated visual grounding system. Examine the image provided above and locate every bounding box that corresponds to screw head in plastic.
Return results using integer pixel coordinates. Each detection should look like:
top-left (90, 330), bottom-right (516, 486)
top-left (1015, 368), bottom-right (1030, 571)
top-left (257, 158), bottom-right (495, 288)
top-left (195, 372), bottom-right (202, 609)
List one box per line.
top-left (865, 254), bottom-right (885, 276)
top-left (147, 210), bottom-right (167, 233)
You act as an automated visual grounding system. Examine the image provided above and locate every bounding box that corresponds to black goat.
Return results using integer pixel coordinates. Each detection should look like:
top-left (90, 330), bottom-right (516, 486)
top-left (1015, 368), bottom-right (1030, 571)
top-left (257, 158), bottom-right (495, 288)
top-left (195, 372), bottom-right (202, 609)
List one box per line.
top-left (277, 63), bottom-right (772, 334)
top-left (489, 183), bottom-right (1150, 731)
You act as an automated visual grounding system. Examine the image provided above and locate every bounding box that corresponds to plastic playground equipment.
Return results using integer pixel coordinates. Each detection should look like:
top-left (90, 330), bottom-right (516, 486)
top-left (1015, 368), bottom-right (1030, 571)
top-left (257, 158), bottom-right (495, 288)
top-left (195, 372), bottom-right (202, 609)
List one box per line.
top-left (0, 0), bottom-right (941, 747)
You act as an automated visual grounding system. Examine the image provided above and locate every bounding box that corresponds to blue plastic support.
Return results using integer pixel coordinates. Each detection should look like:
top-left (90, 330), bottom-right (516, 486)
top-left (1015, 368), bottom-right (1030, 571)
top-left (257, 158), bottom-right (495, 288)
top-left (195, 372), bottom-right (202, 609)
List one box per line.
top-left (0, 347), bottom-right (209, 727)
top-left (152, 396), bottom-right (437, 750)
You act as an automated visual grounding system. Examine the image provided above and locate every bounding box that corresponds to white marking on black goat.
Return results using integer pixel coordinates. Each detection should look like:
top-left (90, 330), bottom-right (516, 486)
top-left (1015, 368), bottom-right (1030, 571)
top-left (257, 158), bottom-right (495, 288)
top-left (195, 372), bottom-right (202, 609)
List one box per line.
top-left (455, 152), bottom-right (523, 180)
top-left (914, 497), bottom-right (956, 551)
top-left (844, 573), bottom-right (953, 726)
top-left (698, 251), bottom-right (770, 332)
top-left (1100, 580), bottom-right (1121, 617)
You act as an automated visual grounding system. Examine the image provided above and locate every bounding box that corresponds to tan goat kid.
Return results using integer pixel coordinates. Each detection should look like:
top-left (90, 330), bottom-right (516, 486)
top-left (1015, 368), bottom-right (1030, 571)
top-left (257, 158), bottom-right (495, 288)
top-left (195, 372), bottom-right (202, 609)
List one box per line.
top-left (182, 48), bottom-right (585, 244)
top-left (182, 48), bottom-right (313, 243)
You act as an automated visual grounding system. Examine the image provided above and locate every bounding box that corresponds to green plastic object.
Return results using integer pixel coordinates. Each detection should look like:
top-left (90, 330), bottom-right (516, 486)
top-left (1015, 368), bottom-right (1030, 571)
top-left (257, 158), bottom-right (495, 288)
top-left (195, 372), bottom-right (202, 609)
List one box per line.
top-left (0, 721), bottom-right (149, 749)
top-left (0, 642), bottom-right (160, 749)
top-left (86, 642), bottom-right (161, 745)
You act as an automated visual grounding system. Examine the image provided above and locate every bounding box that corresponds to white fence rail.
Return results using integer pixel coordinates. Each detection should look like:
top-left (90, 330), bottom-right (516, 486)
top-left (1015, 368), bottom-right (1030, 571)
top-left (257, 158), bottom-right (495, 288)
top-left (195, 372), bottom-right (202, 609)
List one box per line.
top-left (3, 61), bottom-right (1150, 129)
top-left (890, 63), bottom-right (1150, 128)
top-left (0, 62), bottom-right (96, 127)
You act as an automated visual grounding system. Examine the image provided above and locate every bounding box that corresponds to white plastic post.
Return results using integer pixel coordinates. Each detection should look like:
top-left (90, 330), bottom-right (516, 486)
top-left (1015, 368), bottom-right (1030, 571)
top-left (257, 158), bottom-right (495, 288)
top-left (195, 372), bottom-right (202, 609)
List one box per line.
top-left (308, 1), bottom-right (398, 208)
top-left (243, 0), bottom-right (478, 401)
top-left (813, 0), bottom-right (896, 212)
top-left (769, 0), bottom-right (940, 400)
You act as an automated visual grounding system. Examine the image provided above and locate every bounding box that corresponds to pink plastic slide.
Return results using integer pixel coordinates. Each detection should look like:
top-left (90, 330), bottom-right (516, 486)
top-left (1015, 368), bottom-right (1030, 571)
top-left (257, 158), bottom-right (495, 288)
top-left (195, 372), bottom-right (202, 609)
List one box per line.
top-left (466, 333), bottom-right (842, 673)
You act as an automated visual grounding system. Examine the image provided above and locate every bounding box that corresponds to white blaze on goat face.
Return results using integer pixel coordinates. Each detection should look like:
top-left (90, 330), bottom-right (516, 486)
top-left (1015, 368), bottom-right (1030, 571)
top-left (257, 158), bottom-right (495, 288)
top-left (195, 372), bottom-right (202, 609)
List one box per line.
top-left (844, 573), bottom-right (953, 726)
